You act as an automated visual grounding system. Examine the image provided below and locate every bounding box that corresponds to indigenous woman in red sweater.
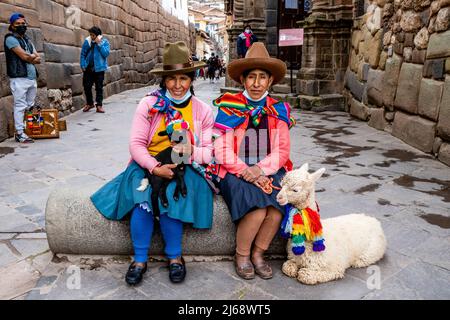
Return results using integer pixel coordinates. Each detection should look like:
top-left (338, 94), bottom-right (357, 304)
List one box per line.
top-left (213, 43), bottom-right (295, 280)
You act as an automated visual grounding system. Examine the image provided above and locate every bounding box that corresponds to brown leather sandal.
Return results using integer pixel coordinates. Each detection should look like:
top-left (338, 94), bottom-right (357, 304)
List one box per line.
top-left (252, 258), bottom-right (273, 280)
top-left (95, 105), bottom-right (105, 113)
top-left (82, 104), bottom-right (94, 112)
top-left (234, 254), bottom-right (255, 280)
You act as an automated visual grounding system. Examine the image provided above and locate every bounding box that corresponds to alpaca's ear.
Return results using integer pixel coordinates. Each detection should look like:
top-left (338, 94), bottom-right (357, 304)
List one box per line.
top-left (299, 163), bottom-right (309, 174)
top-left (310, 168), bottom-right (326, 182)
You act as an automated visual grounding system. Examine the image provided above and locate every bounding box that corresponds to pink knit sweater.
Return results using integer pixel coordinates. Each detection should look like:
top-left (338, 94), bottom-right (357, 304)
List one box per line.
top-left (129, 95), bottom-right (214, 173)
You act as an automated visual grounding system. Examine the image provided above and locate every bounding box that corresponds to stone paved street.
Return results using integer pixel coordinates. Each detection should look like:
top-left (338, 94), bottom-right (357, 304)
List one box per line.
top-left (0, 78), bottom-right (449, 300)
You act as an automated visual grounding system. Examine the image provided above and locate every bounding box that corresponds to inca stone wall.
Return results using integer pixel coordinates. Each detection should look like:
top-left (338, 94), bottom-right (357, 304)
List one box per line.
top-left (0, 0), bottom-right (194, 142)
top-left (344, 0), bottom-right (450, 166)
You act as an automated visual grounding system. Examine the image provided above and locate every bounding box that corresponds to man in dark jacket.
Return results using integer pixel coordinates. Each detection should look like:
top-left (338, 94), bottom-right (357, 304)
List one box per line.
top-left (4, 13), bottom-right (41, 143)
top-left (237, 24), bottom-right (258, 58)
top-left (207, 53), bottom-right (218, 83)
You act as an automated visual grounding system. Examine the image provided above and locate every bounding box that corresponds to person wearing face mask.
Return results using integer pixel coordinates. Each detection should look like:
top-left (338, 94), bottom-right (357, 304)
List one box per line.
top-left (212, 42), bottom-right (295, 280)
top-left (237, 24), bottom-right (258, 58)
top-left (90, 42), bottom-right (214, 286)
top-left (80, 26), bottom-right (110, 113)
top-left (4, 13), bottom-right (41, 143)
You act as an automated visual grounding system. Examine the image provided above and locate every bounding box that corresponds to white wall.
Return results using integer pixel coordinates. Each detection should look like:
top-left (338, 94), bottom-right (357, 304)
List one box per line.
top-left (161, 0), bottom-right (189, 25)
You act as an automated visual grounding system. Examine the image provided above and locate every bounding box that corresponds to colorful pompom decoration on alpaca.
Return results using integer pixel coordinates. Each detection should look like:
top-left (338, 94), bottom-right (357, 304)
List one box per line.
top-left (280, 203), bottom-right (325, 256)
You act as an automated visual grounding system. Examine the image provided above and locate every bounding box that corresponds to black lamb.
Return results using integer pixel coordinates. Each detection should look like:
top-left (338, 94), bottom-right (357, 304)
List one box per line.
top-left (137, 127), bottom-right (191, 219)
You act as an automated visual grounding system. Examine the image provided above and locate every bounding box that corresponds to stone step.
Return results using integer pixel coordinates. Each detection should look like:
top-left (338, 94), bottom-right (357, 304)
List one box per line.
top-left (283, 69), bottom-right (299, 77)
top-left (278, 71), bottom-right (299, 85)
top-left (298, 94), bottom-right (346, 112)
top-left (268, 93), bottom-right (299, 108)
top-left (271, 84), bottom-right (293, 94)
top-left (269, 93), bottom-right (288, 102)
top-left (279, 77), bottom-right (297, 86)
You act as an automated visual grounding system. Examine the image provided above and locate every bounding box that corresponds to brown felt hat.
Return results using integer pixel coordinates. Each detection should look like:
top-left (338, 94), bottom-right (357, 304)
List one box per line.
top-left (150, 41), bottom-right (206, 76)
top-left (228, 42), bottom-right (287, 85)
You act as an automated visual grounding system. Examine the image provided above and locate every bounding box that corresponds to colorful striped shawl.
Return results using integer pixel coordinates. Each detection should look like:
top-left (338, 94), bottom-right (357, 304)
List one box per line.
top-left (213, 92), bottom-right (296, 132)
top-left (147, 90), bottom-right (184, 128)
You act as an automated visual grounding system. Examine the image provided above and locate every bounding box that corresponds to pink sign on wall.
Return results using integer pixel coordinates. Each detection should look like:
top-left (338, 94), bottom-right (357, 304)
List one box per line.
top-left (279, 28), bottom-right (304, 47)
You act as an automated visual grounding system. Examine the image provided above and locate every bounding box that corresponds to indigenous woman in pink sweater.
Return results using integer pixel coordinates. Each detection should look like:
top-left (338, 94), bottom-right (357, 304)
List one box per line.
top-left (213, 43), bottom-right (295, 280)
top-left (91, 42), bottom-right (214, 286)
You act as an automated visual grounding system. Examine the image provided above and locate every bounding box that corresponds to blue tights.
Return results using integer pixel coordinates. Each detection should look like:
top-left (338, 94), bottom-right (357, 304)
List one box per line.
top-left (130, 205), bottom-right (183, 263)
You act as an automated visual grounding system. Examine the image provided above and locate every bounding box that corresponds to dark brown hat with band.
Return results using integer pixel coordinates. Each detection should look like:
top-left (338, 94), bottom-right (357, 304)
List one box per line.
top-left (150, 41), bottom-right (206, 76)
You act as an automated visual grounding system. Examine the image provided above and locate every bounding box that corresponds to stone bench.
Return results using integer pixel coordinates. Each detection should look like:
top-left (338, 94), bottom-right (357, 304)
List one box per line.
top-left (45, 185), bottom-right (286, 256)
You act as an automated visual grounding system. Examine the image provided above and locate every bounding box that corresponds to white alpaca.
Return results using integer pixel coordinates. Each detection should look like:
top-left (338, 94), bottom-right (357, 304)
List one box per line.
top-left (276, 163), bottom-right (387, 285)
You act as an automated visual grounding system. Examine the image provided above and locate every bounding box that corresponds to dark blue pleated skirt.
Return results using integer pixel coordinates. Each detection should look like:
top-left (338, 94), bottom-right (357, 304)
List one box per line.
top-left (218, 168), bottom-right (287, 222)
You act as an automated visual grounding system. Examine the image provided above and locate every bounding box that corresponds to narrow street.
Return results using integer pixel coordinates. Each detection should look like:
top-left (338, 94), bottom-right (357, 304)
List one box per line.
top-left (0, 78), bottom-right (449, 300)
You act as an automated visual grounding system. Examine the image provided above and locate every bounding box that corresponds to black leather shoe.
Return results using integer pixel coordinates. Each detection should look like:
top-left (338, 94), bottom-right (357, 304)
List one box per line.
top-left (169, 257), bottom-right (186, 283)
top-left (125, 262), bottom-right (147, 286)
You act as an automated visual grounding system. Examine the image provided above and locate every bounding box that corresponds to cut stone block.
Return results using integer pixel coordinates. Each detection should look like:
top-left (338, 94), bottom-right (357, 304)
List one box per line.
top-left (437, 76), bottom-right (450, 140)
top-left (382, 54), bottom-right (403, 107)
top-left (368, 30), bottom-right (382, 68)
top-left (43, 43), bottom-right (81, 63)
top-left (432, 59), bottom-right (445, 80)
top-left (272, 84), bottom-right (293, 94)
top-left (394, 63), bottom-right (423, 114)
top-left (298, 94), bottom-right (346, 112)
top-left (344, 70), bottom-right (365, 102)
top-left (427, 30), bottom-right (450, 59)
top-left (368, 108), bottom-right (389, 131)
top-left (70, 74), bottom-right (83, 96)
top-left (350, 98), bottom-right (370, 121)
top-left (367, 68), bottom-right (384, 106)
top-left (45, 63), bottom-right (72, 89)
top-left (418, 78), bottom-right (444, 121)
top-left (392, 112), bottom-right (436, 153)
top-left (438, 143), bottom-right (450, 166)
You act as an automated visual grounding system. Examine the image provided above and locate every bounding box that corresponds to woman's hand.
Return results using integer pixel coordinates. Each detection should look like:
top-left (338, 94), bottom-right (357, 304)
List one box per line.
top-left (152, 164), bottom-right (177, 179)
top-left (241, 165), bottom-right (263, 183)
top-left (254, 175), bottom-right (271, 189)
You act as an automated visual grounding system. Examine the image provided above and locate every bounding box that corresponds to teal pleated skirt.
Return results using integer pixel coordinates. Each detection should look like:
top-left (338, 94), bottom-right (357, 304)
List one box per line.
top-left (90, 160), bottom-right (213, 229)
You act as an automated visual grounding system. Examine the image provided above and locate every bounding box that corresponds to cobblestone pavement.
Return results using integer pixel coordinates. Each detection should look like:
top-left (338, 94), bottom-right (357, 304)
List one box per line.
top-left (0, 78), bottom-right (449, 300)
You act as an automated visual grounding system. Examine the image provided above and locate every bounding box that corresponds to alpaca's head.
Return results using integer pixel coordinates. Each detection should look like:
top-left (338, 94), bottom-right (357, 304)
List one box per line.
top-left (276, 163), bottom-right (326, 209)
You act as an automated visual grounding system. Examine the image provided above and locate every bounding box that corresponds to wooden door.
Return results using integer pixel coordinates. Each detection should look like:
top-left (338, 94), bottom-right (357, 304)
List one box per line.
top-left (277, 0), bottom-right (306, 69)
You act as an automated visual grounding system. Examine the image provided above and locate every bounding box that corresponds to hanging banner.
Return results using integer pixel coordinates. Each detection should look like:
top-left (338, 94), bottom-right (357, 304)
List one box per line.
top-left (279, 28), bottom-right (304, 47)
